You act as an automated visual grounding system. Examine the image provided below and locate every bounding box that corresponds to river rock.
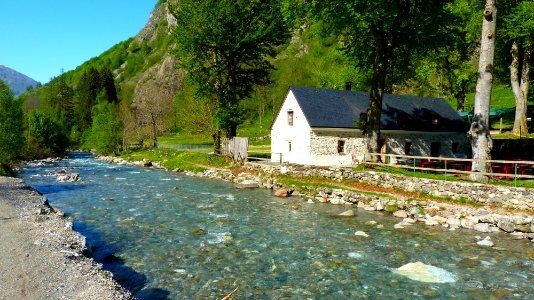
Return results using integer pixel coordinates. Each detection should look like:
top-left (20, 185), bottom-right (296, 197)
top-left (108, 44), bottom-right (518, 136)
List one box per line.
top-left (497, 219), bottom-right (515, 233)
top-left (192, 228), bottom-right (205, 235)
top-left (338, 210), bottom-right (355, 217)
top-left (460, 216), bottom-right (479, 229)
top-left (394, 223), bottom-right (405, 229)
top-left (476, 236), bottom-right (494, 247)
top-left (393, 210), bottom-right (408, 218)
top-left (424, 207), bottom-right (438, 217)
top-left (433, 215), bottom-right (448, 224)
top-left (376, 202), bottom-right (384, 211)
top-left (425, 216), bottom-right (439, 226)
top-left (384, 201), bottom-right (399, 213)
top-left (403, 218), bottom-right (416, 224)
top-left (473, 223), bottom-right (491, 233)
top-left (56, 173), bottom-right (80, 182)
top-left (409, 207), bottom-right (422, 217)
top-left (354, 231), bottom-right (369, 238)
top-left (446, 217), bottom-right (461, 227)
top-left (393, 262), bottom-right (456, 283)
top-left (142, 159), bottom-right (152, 167)
top-left (235, 180), bottom-right (259, 189)
top-left (274, 189), bottom-right (289, 197)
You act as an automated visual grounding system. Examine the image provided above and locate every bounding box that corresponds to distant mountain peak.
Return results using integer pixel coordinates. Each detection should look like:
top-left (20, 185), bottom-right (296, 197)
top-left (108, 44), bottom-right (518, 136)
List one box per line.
top-left (0, 65), bottom-right (40, 96)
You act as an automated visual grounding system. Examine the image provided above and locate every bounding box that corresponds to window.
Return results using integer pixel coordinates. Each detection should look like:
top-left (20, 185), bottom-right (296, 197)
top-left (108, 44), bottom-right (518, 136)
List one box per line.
top-left (337, 140), bottom-right (346, 154)
top-left (288, 141), bottom-right (292, 152)
top-left (431, 142), bottom-right (441, 157)
top-left (452, 142), bottom-right (460, 154)
top-left (287, 110), bottom-right (294, 126)
top-left (404, 141), bottom-right (412, 155)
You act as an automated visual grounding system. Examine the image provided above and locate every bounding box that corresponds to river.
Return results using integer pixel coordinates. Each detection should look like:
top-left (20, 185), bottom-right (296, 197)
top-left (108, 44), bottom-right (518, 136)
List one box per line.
top-left (20, 152), bottom-right (533, 299)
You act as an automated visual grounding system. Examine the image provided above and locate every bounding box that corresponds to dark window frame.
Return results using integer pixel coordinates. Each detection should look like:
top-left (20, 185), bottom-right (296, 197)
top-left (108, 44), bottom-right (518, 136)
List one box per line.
top-left (287, 110), bottom-right (294, 126)
top-left (337, 140), bottom-right (346, 154)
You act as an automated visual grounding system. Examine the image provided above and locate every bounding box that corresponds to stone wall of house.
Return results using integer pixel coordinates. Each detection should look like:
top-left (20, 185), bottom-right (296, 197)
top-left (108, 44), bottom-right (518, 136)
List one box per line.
top-left (246, 163), bottom-right (534, 212)
top-left (310, 130), bottom-right (367, 165)
top-left (382, 132), bottom-right (469, 160)
top-left (308, 130), bottom-right (469, 166)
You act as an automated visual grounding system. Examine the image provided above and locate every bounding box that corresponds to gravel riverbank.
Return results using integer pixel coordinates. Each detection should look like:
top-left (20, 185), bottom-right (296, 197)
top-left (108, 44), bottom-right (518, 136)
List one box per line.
top-left (0, 176), bottom-right (134, 300)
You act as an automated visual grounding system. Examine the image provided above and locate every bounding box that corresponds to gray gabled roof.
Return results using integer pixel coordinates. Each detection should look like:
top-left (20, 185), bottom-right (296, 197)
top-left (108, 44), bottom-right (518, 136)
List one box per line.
top-left (288, 86), bottom-right (469, 132)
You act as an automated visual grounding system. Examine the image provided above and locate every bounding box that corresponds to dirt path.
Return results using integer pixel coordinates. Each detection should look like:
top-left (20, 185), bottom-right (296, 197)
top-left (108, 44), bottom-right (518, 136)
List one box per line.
top-left (0, 176), bottom-right (134, 300)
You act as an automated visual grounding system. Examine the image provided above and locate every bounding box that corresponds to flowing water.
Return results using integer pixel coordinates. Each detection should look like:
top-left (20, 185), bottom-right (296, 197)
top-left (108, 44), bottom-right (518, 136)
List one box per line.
top-left (20, 152), bottom-right (534, 299)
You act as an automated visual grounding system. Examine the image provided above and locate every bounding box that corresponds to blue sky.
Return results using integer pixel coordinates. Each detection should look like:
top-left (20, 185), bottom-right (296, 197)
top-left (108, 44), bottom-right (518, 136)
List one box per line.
top-left (0, 0), bottom-right (157, 83)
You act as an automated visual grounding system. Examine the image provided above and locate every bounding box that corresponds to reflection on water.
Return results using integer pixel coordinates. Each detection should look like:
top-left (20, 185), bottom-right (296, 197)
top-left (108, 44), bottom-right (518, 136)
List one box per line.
top-left (20, 152), bottom-right (534, 299)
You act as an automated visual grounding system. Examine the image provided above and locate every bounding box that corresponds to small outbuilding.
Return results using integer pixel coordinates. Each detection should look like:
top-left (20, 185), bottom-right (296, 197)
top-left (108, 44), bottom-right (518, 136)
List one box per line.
top-left (271, 86), bottom-right (469, 166)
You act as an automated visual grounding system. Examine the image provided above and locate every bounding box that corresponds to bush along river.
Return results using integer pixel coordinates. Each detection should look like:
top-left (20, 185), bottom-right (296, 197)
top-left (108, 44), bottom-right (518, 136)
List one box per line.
top-left (20, 152), bottom-right (534, 299)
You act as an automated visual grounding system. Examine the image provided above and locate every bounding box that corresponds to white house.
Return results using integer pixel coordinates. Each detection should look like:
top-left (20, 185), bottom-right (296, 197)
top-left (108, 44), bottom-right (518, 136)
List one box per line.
top-left (271, 86), bottom-right (469, 167)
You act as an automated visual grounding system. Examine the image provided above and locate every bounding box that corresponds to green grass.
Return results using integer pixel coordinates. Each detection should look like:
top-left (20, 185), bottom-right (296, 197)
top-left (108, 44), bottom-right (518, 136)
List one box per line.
top-left (158, 134), bottom-right (213, 147)
top-left (120, 148), bottom-right (228, 172)
top-left (361, 164), bottom-right (534, 189)
top-left (274, 175), bottom-right (395, 199)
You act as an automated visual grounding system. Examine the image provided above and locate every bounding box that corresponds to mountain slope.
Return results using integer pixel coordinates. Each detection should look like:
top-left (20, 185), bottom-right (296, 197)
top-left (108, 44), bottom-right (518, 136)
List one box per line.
top-left (0, 65), bottom-right (39, 96)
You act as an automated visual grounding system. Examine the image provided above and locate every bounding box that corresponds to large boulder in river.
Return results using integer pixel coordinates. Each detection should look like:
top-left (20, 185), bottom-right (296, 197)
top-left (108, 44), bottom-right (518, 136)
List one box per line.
top-left (274, 189), bottom-right (290, 197)
top-left (235, 180), bottom-right (260, 189)
top-left (393, 262), bottom-right (456, 283)
top-left (56, 173), bottom-right (80, 182)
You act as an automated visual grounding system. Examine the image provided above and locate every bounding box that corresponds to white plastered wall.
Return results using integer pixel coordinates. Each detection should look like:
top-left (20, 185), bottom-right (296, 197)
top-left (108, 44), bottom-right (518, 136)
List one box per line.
top-left (271, 91), bottom-right (312, 165)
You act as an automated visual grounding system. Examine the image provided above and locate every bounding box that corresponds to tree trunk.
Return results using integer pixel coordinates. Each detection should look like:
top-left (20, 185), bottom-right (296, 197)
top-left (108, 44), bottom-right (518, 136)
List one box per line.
top-left (455, 79), bottom-right (468, 112)
top-left (151, 114), bottom-right (158, 148)
top-left (212, 129), bottom-right (221, 155)
top-left (511, 40), bottom-right (531, 136)
top-left (365, 28), bottom-right (390, 161)
top-left (469, 0), bottom-right (496, 182)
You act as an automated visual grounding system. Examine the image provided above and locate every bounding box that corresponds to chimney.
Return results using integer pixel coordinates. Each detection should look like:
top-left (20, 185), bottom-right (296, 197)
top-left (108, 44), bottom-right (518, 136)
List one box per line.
top-left (345, 81), bottom-right (352, 91)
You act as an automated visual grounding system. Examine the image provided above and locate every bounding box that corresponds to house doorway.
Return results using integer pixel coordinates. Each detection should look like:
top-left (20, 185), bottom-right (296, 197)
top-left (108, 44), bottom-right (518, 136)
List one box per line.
top-left (378, 139), bottom-right (386, 162)
top-left (431, 142), bottom-right (441, 157)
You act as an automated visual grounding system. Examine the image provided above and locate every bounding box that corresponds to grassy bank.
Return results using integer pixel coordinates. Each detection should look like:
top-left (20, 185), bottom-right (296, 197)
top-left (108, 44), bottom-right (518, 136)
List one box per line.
top-left (119, 148), bottom-right (229, 173)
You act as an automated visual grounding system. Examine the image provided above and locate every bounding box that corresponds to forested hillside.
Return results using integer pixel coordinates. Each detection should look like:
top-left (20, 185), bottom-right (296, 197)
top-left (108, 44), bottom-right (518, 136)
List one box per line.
top-left (10, 0), bottom-right (534, 163)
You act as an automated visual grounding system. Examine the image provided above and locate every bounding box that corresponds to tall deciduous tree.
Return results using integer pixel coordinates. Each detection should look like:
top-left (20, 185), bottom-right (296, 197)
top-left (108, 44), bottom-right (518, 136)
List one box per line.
top-left (0, 79), bottom-right (23, 170)
top-left (85, 102), bottom-right (122, 155)
top-left (26, 110), bottom-right (69, 158)
top-left (171, 0), bottom-right (290, 145)
top-left (133, 56), bottom-right (181, 148)
top-left (504, 1), bottom-right (534, 136)
top-left (314, 0), bottom-right (453, 158)
top-left (469, 0), bottom-right (497, 181)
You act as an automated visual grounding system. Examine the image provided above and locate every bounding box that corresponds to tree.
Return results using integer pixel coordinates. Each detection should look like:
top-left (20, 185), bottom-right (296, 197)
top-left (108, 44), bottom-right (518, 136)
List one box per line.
top-left (100, 66), bottom-right (118, 103)
top-left (0, 79), bottom-right (23, 171)
top-left (75, 67), bottom-right (101, 132)
top-left (133, 56), bottom-right (180, 148)
top-left (314, 0), bottom-right (454, 158)
top-left (25, 110), bottom-right (69, 158)
top-left (172, 0), bottom-right (290, 144)
top-left (504, 1), bottom-right (534, 136)
top-left (469, 0), bottom-right (497, 181)
top-left (439, 0), bottom-right (482, 112)
top-left (85, 102), bottom-right (122, 155)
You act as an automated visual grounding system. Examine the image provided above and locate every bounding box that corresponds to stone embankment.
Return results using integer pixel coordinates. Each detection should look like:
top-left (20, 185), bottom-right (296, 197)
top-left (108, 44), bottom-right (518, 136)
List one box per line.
top-left (98, 156), bottom-right (534, 243)
top-left (0, 175), bottom-right (134, 300)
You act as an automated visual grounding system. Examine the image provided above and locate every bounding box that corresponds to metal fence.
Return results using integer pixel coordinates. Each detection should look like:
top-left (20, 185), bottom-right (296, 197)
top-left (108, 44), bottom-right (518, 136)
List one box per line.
top-left (363, 153), bottom-right (534, 184)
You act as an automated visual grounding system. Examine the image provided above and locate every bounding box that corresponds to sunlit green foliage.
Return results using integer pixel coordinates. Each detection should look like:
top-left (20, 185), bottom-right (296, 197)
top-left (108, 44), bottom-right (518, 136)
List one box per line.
top-left (172, 0), bottom-right (290, 138)
top-left (25, 110), bottom-right (69, 158)
top-left (0, 79), bottom-right (24, 173)
top-left (84, 102), bottom-right (122, 155)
